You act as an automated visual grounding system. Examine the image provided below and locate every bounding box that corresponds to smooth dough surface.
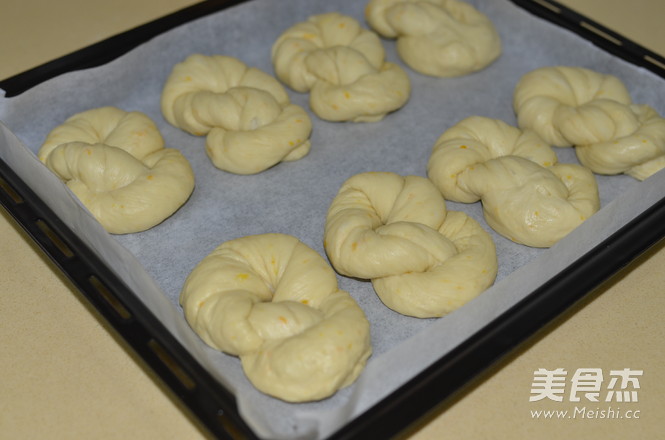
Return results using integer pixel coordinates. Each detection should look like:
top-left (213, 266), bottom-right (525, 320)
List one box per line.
top-left (38, 107), bottom-right (194, 234)
top-left (180, 233), bottom-right (371, 402)
top-left (271, 12), bottom-right (410, 122)
top-left (365, 0), bottom-right (501, 77)
top-left (514, 66), bottom-right (665, 180)
top-left (513, 66), bottom-right (633, 147)
top-left (569, 103), bottom-right (665, 180)
top-left (324, 171), bottom-right (497, 318)
top-left (161, 54), bottom-right (312, 174)
top-left (427, 116), bottom-right (600, 247)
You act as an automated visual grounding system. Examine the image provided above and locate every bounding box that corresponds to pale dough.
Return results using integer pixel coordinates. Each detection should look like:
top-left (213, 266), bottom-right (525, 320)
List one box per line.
top-left (180, 233), bottom-right (372, 403)
top-left (271, 12), bottom-right (410, 122)
top-left (514, 66), bottom-right (665, 180)
top-left (567, 102), bottom-right (665, 180)
top-left (38, 107), bottom-right (194, 234)
top-left (365, 0), bottom-right (501, 77)
top-left (324, 171), bottom-right (497, 318)
top-left (427, 116), bottom-right (600, 247)
top-left (161, 54), bottom-right (312, 174)
top-left (513, 66), bottom-right (633, 147)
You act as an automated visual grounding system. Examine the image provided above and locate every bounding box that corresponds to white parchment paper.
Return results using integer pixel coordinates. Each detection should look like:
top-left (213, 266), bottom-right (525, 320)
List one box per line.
top-left (1, 0), bottom-right (664, 438)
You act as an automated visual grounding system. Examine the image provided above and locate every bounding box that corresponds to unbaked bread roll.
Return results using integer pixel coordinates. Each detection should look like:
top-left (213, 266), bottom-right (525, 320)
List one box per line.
top-left (514, 66), bottom-right (665, 180)
top-left (427, 116), bottom-right (600, 247)
top-left (513, 66), bottom-right (633, 147)
top-left (427, 116), bottom-right (558, 203)
top-left (271, 12), bottom-right (410, 122)
top-left (161, 54), bottom-right (312, 174)
top-left (563, 102), bottom-right (665, 181)
top-left (365, 0), bottom-right (501, 77)
top-left (38, 107), bottom-right (194, 234)
top-left (180, 233), bottom-right (372, 402)
top-left (324, 172), bottom-right (497, 318)
top-left (39, 106), bottom-right (165, 161)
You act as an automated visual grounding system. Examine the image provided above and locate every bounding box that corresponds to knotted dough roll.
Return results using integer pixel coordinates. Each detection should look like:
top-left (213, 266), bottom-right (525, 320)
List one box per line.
top-left (365, 0), bottom-right (501, 77)
top-left (180, 233), bottom-right (372, 402)
top-left (271, 12), bottom-right (410, 122)
top-left (513, 66), bottom-right (633, 147)
top-left (427, 116), bottom-right (600, 247)
top-left (38, 107), bottom-right (194, 234)
top-left (161, 54), bottom-right (312, 174)
top-left (513, 66), bottom-right (665, 180)
top-left (560, 102), bottom-right (665, 181)
top-left (324, 172), bottom-right (497, 318)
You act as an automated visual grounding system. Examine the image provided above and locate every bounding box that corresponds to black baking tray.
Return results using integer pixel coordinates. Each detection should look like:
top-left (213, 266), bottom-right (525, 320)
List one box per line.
top-left (1, 1), bottom-right (664, 439)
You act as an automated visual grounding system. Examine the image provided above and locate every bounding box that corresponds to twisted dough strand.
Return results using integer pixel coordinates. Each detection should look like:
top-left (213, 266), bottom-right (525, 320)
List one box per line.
top-left (427, 116), bottom-right (599, 247)
top-left (38, 107), bottom-right (194, 234)
top-left (161, 54), bottom-right (312, 174)
top-left (324, 172), bottom-right (497, 318)
top-left (427, 115), bottom-right (558, 203)
top-left (180, 233), bottom-right (371, 402)
top-left (365, 0), bottom-right (501, 77)
top-left (569, 103), bottom-right (665, 180)
top-left (513, 66), bottom-right (665, 180)
top-left (39, 106), bottom-right (165, 162)
top-left (161, 55), bottom-right (290, 133)
top-left (272, 12), bottom-right (410, 122)
top-left (513, 66), bottom-right (633, 147)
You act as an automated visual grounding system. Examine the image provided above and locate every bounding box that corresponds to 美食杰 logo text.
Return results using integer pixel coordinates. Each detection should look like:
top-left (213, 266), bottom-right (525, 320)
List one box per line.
top-left (528, 368), bottom-right (643, 420)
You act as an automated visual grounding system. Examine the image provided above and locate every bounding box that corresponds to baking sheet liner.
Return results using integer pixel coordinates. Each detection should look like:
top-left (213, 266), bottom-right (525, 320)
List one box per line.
top-left (1, 0), bottom-right (664, 438)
